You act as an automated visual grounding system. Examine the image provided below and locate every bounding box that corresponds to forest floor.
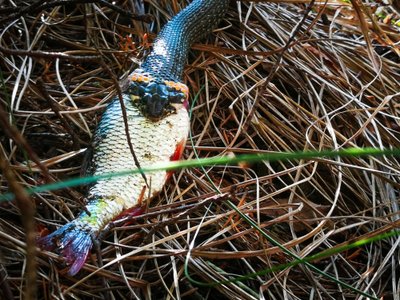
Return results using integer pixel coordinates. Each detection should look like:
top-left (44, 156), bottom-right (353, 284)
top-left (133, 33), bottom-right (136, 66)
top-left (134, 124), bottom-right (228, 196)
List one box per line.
top-left (0, 1), bottom-right (400, 299)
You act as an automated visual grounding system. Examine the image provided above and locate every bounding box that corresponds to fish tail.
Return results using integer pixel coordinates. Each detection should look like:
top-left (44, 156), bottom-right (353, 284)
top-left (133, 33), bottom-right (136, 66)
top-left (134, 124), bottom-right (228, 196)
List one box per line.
top-left (37, 221), bottom-right (94, 276)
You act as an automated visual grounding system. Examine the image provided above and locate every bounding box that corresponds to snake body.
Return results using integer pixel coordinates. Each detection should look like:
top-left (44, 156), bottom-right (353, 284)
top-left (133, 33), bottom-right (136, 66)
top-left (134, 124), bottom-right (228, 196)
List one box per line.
top-left (38, 0), bottom-right (229, 276)
top-left (141, 0), bottom-right (230, 82)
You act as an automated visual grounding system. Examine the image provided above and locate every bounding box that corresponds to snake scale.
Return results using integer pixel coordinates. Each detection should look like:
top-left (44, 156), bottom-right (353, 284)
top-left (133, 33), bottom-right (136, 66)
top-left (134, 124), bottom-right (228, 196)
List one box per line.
top-left (38, 0), bottom-right (230, 276)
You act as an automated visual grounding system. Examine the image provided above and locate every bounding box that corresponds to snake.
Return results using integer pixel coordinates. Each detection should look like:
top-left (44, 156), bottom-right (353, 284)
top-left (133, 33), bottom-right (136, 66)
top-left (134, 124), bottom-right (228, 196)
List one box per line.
top-left (38, 0), bottom-right (230, 276)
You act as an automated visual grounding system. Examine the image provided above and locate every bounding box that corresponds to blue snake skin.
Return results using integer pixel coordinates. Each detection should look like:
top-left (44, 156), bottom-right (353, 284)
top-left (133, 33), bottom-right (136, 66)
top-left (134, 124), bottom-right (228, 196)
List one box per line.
top-left (141, 0), bottom-right (230, 82)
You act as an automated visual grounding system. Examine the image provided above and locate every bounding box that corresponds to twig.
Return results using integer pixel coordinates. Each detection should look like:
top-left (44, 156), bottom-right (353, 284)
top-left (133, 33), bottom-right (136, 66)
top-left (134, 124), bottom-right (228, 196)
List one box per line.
top-left (243, 0), bottom-right (316, 130)
top-left (0, 45), bottom-right (101, 62)
top-left (0, 0), bottom-right (153, 27)
top-left (36, 78), bottom-right (81, 150)
top-left (0, 151), bottom-right (36, 300)
top-left (0, 262), bottom-right (13, 300)
top-left (0, 104), bottom-right (52, 183)
top-left (99, 60), bottom-right (149, 189)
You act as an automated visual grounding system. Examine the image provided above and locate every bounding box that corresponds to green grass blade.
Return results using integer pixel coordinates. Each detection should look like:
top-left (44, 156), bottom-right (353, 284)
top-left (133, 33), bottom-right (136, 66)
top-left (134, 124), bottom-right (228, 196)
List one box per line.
top-left (184, 200), bottom-right (399, 299)
top-left (1, 147), bottom-right (400, 202)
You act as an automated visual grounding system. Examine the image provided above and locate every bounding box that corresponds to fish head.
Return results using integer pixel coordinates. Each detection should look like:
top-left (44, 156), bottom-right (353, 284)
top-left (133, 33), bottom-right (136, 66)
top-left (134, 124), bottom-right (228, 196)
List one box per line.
top-left (129, 75), bottom-right (188, 121)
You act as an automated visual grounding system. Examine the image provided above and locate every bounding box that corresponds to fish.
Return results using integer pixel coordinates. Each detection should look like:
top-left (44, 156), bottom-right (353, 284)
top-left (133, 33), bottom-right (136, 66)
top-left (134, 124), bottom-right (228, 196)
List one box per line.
top-left (38, 0), bottom-right (229, 275)
top-left (38, 87), bottom-right (190, 275)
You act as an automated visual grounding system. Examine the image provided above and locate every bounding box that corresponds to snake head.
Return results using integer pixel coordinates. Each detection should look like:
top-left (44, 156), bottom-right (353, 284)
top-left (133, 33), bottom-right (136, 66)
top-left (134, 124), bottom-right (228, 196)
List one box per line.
top-left (128, 75), bottom-right (188, 120)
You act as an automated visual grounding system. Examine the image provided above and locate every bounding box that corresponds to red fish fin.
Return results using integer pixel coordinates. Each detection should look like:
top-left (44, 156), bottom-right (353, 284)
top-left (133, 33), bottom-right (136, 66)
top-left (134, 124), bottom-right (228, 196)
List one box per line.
top-left (167, 138), bottom-right (187, 178)
top-left (114, 206), bottom-right (144, 222)
top-left (170, 139), bottom-right (186, 161)
top-left (37, 222), bottom-right (93, 276)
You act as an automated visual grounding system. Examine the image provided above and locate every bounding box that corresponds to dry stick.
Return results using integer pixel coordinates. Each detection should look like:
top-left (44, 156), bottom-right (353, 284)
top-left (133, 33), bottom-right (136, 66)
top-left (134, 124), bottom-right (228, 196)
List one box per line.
top-left (0, 54), bottom-right (85, 209)
top-left (91, 239), bottom-right (112, 300)
top-left (0, 152), bottom-right (36, 300)
top-left (0, 0), bottom-right (153, 26)
top-left (192, 43), bottom-right (278, 57)
top-left (0, 263), bottom-right (13, 300)
top-left (99, 60), bottom-right (149, 189)
top-left (0, 45), bottom-right (101, 62)
top-left (350, 0), bottom-right (379, 70)
top-left (143, 193), bottom-right (231, 243)
top-left (243, 0), bottom-right (316, 131)
top-left (112, 193), bottom-right (230, 228)
top-left (0, 104), bottom-right (52, 184)
top-left (90, 60), bottom-right (144, 299)
top-left (36, 78), bottom-right (82, 150)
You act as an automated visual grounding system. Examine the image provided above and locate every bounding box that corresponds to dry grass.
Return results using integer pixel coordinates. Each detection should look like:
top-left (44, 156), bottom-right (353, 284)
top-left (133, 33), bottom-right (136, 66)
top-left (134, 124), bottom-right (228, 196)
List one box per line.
top-left (0, 0), bottom-right (400, 299)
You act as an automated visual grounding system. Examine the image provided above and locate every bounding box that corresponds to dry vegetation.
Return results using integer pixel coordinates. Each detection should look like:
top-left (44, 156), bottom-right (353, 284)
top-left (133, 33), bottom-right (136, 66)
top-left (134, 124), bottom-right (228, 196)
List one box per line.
top-left (1, 0), bottom-right (400, 299)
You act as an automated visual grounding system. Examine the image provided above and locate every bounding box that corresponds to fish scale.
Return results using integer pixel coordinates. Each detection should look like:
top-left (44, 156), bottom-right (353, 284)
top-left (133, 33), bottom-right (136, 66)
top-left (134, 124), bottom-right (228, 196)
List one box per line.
top-left (38, 0), bottom-right (229, 276)
top-left (88, 94), bottom-right (190, 210)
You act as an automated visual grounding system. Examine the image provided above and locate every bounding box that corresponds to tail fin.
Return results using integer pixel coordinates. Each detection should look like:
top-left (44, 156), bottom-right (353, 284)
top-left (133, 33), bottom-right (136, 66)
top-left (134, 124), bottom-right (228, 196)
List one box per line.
top-left (37, 222), bottom-right (93, 276)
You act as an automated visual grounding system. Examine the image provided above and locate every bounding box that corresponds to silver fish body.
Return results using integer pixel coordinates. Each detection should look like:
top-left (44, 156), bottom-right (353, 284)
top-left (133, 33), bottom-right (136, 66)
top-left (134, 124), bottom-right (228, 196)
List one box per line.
top-left (39, 92), bottom-right (189, 275)
top-left (81, 93), bottom-right (190, 231)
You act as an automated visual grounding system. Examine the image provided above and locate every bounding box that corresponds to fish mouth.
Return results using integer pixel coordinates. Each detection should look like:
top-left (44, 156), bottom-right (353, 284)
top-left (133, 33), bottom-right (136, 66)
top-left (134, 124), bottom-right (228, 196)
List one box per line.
top-left (145, 114), bottom-right (166, 122)
top-left (143, 95), bottom-right (174, 120)
top-left (142, 103), bottom-right (182, 122)
top-left (130, 90), bottom-right (185, 121)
